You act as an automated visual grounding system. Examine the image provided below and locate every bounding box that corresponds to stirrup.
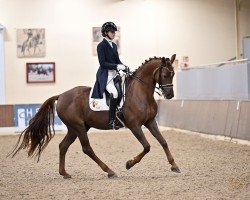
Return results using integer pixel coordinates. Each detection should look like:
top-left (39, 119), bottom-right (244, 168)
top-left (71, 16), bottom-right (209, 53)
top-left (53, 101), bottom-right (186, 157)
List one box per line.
top-left (108, 120), bottom-right (120, 130)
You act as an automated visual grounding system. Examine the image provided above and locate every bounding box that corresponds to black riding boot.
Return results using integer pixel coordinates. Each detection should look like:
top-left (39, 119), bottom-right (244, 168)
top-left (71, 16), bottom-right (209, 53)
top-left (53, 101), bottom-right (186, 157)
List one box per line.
top-left (108, 96), bottom-right (120, 130)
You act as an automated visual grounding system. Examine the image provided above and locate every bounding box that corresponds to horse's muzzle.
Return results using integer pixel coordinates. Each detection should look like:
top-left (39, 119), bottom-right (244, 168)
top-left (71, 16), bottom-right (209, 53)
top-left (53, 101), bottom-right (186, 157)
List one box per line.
top-left (162, 86), bottom-right (174, 100)
top-left (164, 93), bottom-right (174, 99)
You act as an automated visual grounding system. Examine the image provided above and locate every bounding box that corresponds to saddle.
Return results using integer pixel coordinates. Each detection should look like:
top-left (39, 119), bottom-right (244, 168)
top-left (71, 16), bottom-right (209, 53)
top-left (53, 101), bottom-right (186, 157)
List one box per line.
top-left (89, 74), bottom-right (126, 127)
top-left (89, 75), bottom-right (128, 127)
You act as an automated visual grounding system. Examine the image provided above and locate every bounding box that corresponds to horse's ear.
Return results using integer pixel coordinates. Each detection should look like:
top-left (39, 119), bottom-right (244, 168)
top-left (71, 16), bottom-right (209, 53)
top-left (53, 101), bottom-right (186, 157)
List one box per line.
top-left (161, 57), bottom-right (166, 63)
top-left (170, 54), bottom-right (176, 64)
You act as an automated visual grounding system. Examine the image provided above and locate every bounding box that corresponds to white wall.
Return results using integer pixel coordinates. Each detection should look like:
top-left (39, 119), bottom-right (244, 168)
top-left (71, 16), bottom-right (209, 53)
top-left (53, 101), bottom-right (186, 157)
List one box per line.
top-left (0, 0), bottom-right (250, 104)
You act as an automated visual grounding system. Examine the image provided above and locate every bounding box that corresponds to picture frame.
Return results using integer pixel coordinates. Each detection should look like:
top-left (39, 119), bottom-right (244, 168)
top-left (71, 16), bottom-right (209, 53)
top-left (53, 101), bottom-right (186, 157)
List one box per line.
top-left (173, 59), bottom-right (179, 70)
top-left (26, 62), bottom-right (55, 83)
top-left (17, 28), bottom-right (46, 58)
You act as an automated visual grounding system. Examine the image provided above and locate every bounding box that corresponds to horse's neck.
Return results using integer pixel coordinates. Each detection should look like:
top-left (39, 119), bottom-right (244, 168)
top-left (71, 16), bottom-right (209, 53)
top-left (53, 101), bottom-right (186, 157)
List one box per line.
top-left (129, 60), bottom-right (160, 98)
top-left (136, 60), bottom-right (160, 85)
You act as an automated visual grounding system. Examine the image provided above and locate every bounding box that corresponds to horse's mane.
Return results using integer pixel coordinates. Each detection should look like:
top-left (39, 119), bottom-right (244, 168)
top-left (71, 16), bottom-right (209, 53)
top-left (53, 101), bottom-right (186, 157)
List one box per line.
top-left (124, 56), bottom-right (171, 88)
top-left (131, 56), bottom-right (170, 75)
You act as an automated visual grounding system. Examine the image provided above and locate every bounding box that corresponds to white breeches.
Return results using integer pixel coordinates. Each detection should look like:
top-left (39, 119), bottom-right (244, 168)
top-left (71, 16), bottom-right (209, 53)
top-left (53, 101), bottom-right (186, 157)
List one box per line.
top-left (106, 75), bottom-right (118, 99)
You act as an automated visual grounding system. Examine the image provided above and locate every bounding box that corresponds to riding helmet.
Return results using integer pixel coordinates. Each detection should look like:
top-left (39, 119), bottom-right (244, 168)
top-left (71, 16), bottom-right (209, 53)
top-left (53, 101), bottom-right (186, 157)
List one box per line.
top-left (101, 22), bottom-right (117, 34)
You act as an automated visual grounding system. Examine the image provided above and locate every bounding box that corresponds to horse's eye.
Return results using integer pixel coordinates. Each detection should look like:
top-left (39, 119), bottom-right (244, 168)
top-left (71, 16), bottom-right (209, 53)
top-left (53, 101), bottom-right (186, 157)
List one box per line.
top-left (163, 75), bottom-right (167, 78)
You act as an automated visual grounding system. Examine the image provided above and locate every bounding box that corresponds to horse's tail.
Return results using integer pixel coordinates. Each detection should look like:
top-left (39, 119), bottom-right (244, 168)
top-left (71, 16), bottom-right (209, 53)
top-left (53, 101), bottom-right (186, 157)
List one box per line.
top-left (9, 95), bottom-right (59, 162)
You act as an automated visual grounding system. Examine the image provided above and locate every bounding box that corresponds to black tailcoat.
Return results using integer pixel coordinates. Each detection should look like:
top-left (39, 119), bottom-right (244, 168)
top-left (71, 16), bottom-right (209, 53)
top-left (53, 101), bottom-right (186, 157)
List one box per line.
top-left (91, 39), bottom-right (122, 99)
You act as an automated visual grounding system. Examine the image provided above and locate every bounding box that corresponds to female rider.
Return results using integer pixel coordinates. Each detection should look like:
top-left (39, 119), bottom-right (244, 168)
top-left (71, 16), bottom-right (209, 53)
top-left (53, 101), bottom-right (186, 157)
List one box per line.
top-left (92, 22), bottom-right (128, 129)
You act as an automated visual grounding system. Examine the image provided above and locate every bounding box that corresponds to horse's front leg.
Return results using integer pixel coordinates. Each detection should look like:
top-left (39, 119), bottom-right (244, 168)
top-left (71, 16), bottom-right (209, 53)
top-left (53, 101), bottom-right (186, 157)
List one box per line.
top-left (126, 126), bottom-right (150, 170)
top-left (145, 119), bottom-right (180, 173)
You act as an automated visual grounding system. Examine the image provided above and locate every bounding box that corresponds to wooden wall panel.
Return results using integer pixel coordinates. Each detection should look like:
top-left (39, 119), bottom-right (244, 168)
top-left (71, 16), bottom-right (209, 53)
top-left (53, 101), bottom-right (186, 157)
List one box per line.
top-left (158, 100), bottom-right (250, 141)
top-left (0, 105), bottom-right (14, 127)
top-left (237, 101), bottom-right (250, 140)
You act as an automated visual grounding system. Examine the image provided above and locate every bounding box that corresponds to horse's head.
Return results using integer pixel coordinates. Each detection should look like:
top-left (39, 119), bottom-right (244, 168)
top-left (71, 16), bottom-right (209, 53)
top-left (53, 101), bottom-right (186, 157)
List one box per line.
top-left (153, 54), bottom-right (176, 99)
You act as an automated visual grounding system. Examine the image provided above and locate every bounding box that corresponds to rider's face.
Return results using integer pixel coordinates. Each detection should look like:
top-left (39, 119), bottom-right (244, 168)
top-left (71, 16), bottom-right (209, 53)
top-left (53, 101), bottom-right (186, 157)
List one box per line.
top-left (107, 31), bottom-right (116, 40)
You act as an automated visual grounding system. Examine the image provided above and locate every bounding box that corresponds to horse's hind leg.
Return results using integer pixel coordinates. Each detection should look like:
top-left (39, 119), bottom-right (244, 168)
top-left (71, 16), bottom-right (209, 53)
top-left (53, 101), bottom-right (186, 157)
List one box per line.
top-left (145, 119), bottom-right (180, 173)
top-left (126, 126), bottom-right (151, 170)
top-left (59, 128), bottom-right (77, 179)
top-left (77, 128), bottom-right (117, 178)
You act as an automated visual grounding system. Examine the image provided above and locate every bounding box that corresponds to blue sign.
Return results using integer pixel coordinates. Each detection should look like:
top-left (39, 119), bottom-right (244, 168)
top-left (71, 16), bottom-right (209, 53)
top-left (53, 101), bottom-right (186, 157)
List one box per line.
top-left (14, 104), bottom-right (63, 127)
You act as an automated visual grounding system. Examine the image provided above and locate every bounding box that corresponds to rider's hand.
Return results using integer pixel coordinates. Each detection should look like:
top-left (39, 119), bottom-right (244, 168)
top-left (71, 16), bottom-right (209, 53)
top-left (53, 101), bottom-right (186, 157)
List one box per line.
top-left (117, 64), bottom-right (126, 71)
top-left (123, 66), bottom-right (130, 73)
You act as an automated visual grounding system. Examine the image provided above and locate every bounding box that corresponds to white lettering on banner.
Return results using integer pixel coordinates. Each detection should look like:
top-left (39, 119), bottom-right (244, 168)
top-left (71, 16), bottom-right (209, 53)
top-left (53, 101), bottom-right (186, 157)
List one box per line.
top-left (14, 105), bottom-right (63, 127)
top-left (26, 108), bottom-right (33, 117)
top-left (17, 109), bottom-right (26, 127)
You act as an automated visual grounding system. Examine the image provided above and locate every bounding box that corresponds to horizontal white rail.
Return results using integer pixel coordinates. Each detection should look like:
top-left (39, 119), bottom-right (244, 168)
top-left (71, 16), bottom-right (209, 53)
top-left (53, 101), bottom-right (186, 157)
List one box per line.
top-left (182, 58), bottom-right (249, 70)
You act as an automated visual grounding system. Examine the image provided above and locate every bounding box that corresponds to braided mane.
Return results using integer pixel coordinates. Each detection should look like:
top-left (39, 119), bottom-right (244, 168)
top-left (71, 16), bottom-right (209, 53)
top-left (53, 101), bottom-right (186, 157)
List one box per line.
top-left (132, 56), bottom-right (170, 75)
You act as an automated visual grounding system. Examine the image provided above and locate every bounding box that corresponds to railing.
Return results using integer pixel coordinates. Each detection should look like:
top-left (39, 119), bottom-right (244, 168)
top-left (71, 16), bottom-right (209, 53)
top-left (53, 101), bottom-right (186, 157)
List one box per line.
top-left (181, 58), bottom-right (249, 70)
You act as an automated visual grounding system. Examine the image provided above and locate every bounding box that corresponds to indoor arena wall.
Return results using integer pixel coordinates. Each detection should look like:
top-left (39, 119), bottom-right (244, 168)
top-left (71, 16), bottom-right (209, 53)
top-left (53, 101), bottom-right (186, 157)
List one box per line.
top-left (1, 0), bottom-right (250, 104)
top-left (158, 99), bottom-right (250, 141)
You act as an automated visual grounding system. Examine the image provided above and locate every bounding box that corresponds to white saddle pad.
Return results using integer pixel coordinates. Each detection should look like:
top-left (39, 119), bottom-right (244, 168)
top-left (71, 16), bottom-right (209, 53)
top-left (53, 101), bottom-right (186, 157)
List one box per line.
top-left (89, 88), bottom-right (124, 111)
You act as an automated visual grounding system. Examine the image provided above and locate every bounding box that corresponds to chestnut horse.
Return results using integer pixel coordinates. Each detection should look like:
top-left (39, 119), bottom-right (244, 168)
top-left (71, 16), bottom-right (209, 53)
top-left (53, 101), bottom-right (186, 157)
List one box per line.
top-left (11, 55), bottom-right (180, 178)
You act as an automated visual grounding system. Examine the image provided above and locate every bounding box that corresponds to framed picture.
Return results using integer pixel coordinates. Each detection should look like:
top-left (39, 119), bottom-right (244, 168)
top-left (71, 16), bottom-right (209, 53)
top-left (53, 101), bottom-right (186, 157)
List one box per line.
top-left (26, 62), bottom-right (55, 83)
top-left (17, 28), bottom-right (46, 58)
top-left (92, 26), bottom-right (121, 56)
top-left (173, 59), bottom-right (179, 70)
top-left (180, 56), bottom-right (189, 69)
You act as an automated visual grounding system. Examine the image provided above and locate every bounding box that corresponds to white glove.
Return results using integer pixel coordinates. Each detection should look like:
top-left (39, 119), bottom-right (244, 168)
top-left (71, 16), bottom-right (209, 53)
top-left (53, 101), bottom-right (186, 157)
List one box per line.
top-left (117, 64), bottom-right (126, 71)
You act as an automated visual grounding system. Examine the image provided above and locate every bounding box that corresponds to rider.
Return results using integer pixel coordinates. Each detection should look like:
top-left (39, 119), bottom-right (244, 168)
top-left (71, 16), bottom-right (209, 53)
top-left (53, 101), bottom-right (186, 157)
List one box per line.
top-left (91, 22), bottom-right (128, 129)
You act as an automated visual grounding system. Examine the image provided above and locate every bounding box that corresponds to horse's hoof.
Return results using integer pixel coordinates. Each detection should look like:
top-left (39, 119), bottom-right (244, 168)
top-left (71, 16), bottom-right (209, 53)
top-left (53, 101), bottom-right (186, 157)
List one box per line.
top-left (126, 160), bottom-right (133, 170)
top-left (171, 166), bottom-right (181, 173)
top-left (108, 172), bottom-right (118, 178)
top-left (63, 174), bottom-right (72, 179)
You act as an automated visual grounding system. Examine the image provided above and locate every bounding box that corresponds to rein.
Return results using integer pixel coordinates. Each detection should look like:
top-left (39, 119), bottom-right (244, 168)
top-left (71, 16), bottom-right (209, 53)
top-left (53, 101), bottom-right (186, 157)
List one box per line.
top-left (128, 72), bottom-right (162, 96)
top-left (125, 61), bottom-right (174, 96)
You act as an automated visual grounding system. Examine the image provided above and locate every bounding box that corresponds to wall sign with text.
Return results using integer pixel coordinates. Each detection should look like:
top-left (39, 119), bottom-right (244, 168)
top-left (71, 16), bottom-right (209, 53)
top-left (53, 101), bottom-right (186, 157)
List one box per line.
top-left (13, 104), bottom-right (63, 127)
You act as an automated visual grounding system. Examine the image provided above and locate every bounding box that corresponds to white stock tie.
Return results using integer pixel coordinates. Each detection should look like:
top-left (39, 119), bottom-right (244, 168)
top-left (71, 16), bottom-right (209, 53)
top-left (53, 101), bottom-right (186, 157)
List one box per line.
top-left (109, 41), bottom-right (113, 48)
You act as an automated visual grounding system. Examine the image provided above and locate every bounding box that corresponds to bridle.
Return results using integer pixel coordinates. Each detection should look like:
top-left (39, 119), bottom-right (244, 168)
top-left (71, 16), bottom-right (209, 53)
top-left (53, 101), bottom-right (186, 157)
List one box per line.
top-left (126, 60), bottom-right (174, 95)
top-left (152, 62), bottom-right (174, 91)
